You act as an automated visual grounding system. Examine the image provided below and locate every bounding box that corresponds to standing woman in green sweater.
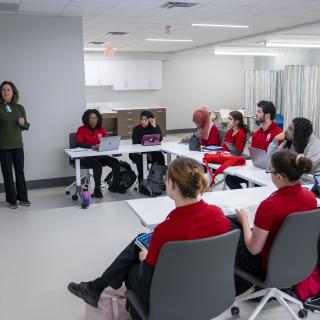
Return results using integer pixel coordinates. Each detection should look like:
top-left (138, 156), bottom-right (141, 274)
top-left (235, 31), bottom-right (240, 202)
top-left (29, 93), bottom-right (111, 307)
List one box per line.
top-left (0, 81), bottom-right (30, 209)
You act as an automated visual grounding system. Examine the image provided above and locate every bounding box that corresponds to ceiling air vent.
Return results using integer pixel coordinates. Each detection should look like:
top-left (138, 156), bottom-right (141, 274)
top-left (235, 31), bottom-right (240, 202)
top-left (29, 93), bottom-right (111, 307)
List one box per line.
top-left (87, 41), bottom-right (105, 45)
top-left (162, 2), bottom-right (198, 9)
top-left (0, 3), bottom-right (19, 12)
top-left (106, 32), bottom-right (129, 36)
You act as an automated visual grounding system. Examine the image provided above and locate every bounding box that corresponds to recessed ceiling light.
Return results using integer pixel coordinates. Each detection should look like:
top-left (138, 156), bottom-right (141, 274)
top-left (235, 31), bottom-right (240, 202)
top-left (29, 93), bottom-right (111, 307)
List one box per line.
top-left (146, 38), bottom-right (192, 42)
top-left (266, 41), bottom-right (320, 48)
top-left (192, 23), bottom-right (249, 28)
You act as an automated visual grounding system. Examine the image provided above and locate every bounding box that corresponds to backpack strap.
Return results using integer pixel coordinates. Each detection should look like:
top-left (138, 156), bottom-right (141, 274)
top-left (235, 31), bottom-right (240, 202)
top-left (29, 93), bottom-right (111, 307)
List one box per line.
top-left (204, 156), bottom-right (240, 188)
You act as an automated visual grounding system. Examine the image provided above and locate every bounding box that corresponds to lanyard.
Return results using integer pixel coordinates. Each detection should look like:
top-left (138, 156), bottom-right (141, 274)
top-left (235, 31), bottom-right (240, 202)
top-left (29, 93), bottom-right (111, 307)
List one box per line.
top-left (4, 103), bottom-right (12, 112)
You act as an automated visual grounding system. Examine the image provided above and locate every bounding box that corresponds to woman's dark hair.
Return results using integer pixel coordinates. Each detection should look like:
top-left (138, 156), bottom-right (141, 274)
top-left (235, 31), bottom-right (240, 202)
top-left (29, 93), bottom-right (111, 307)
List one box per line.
top-left (271, 149), bottom-right (313, 182)
top-left (257, 100), bottom-right (276, 120)
top-left (291, 117), bottom-right (313, 154)
top-left (229, 111), bottom-right (248, 134)
top-left (82, 109), bottom-right (103, 128)
top-left (0, 81), bottom-right (19, 104)
top-left (167, 157), bottom-right (208, 198)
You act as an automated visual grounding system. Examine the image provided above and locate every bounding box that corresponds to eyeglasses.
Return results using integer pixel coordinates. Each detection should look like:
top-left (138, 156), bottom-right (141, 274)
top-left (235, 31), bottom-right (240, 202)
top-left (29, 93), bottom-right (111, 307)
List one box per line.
top-left (89, 118), bottom-right (98, 121)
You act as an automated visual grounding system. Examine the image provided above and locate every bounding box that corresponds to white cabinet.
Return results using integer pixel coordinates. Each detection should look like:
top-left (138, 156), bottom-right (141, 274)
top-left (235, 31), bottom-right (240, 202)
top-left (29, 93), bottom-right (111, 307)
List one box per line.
top-left (84, 60), bottom-right (113, 86)
top-left (137, 60), bottom-right (162, 90)
top-left (84, 59), bottom-right (162, 90)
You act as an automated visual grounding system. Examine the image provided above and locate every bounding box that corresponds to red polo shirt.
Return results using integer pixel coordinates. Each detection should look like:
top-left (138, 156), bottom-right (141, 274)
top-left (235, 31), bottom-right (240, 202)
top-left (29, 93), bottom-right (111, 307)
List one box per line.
top-left (254, 183), bottom-right (317, 269)
top-left (75, 125), bottom-right (107, 146)
top-left (251, 121), bottom-right (282, 151)
top-left (222, 128), bottom-right (247, 153)
top-left (146, 199), bottom-right (231, 266)
top-left (201, 124), bottom-right (220, 146)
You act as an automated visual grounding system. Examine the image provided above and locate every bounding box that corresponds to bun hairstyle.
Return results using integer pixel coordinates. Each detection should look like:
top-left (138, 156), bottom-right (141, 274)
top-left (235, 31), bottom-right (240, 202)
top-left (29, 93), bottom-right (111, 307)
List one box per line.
top-left (271, 149), bottom-right (313, 182)
top-left (167, 157), bottom-right (208, 198)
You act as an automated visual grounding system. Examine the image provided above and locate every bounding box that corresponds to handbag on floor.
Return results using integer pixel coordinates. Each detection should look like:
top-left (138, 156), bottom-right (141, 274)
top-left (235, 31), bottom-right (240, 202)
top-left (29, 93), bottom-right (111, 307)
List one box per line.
top-left (203, 152), bottom-right (246, 188)
top-left (85, 286), bottom-right (131, 320)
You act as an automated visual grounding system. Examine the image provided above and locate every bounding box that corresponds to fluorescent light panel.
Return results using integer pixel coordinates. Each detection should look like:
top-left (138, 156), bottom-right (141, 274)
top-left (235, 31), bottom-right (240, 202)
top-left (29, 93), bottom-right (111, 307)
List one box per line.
top-left (266, 41), bottom-right (320, 48)
top-left (213, 47), bottom-right (280, 56)
top-left (192, 23), bottom-right (248, 28)
top-left (146, 38), bottom-right (192, 42)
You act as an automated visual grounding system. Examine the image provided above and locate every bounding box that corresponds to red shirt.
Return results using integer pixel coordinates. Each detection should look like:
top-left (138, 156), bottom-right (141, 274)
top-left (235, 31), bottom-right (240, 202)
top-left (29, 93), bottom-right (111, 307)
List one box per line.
top-left (254, 183), bottom-right (317, 269)
top-left (201, 125), bottom-right (220, 147)
top-left (251, 121), bottom-right (282, 151)
top-left (75, 125), bottom-right (107, 146)
top-left (146, 199), bottom-right (231, 266)
top-left (222, 128), bottom-right (247, 153)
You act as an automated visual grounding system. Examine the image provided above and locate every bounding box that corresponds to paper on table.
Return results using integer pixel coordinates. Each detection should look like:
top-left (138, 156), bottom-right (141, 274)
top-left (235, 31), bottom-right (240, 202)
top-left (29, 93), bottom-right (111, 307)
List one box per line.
top-left (66, 147), bottom-right (90, 152)
top-left (218, 203), bottom-right (259, 228)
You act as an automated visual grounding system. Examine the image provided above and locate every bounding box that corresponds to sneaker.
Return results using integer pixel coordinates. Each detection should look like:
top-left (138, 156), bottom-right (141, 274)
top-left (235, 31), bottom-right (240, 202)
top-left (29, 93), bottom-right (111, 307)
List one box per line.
top-left (67, 282), bottom-right (100, 308)
top-left (8, 203), bottom-right (18, 209)
top-left (91, 188), bottom-right (103, 198)
top-left (19, 200), bottom-right (31, 207)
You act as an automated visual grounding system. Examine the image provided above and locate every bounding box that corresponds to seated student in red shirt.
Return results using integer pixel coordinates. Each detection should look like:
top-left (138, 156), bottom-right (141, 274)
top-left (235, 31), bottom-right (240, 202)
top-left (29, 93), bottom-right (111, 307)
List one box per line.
top-left (67, 157), bottom-right (231, 318)
top-left (226, 100), bottom-right (282, 189)
top-left (75, 109), bottom-right (125, 197)
top-left (230, 149), bottom-right (317, 294)
top-left (222, 111), bottom-right (248, 153)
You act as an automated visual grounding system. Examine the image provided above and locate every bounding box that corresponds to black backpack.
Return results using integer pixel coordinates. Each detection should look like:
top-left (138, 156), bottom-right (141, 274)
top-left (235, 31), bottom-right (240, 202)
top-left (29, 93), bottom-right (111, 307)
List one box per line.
top-left (105, 160), bottom-right (136, 189)
top-left (139, 164), bottom-right (167, 197)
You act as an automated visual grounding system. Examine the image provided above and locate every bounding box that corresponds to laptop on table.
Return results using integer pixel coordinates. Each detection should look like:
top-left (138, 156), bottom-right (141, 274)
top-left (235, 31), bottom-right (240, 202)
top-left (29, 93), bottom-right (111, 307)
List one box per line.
top-left (224, 141), bottom-right (251, 159)
top-left (248, 146), bottom-right (268, 169)
top-left (141, 134), bottom-right (161, 146)
top-left (98, 136), bottom-right (121, 152)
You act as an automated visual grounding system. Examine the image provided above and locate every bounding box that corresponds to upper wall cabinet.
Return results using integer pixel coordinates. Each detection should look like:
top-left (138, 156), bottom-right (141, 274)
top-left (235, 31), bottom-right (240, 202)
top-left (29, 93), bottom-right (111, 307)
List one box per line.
top-left (84, 60), bottom-right (113, 86)
top-left (84, 59), bottom-right (162, 90)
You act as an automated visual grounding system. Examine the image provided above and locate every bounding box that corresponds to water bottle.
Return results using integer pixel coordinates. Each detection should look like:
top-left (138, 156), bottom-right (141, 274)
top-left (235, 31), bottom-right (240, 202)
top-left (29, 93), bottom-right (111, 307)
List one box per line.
top-left (82, 187), bottom-right (91, 207)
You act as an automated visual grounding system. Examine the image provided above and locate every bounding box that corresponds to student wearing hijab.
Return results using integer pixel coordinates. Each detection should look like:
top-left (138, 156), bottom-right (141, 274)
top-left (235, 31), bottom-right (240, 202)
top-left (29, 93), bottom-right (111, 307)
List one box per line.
top-left (129, 110), bottom-right (165, 183)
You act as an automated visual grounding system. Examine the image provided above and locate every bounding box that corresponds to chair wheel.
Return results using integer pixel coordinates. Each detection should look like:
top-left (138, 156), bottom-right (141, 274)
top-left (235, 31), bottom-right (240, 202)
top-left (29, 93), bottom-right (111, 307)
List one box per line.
top-left (72, 194), bottom-right (78, 201)
top-left (298, 309), bottom-right (308, 318)
top-left (81, 202), bottom-right (89, 209)
top-left (65, 190), bottom-right (70, 195)
top-left (231, 306), bottom-right (240, 316)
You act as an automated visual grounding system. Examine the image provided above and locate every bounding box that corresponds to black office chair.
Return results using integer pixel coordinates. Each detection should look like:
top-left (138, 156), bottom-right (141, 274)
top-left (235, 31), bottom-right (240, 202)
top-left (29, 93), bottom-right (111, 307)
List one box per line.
top-left (232, 209), bottom-right (320, 320)
top-left (65, 132), bottom-right (92, 201)
top-left (126, 230), bottom-right (240, 320)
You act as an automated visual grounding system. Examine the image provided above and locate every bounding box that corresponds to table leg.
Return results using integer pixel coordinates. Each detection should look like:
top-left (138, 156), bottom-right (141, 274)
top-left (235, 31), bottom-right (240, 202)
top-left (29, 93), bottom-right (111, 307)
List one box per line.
top-left (248, 181), bottom-right (254, 188)
top-left (142, 153), bottom-right (148, 180)
top-left (223, 173), bottom-right (227, 190)
top-left (167, 152), bottom-right (172, 165)
top-left (75, 159), bottom-right (83, 202)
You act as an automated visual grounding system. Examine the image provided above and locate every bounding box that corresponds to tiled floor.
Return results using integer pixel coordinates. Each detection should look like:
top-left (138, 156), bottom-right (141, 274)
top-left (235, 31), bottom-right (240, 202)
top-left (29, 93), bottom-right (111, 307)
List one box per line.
top-left (0, 135), bottom-right (317, 320)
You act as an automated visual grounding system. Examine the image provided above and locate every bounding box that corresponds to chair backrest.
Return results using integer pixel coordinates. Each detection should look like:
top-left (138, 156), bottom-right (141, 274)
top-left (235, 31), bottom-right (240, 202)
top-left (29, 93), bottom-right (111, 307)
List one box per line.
top-left (148, 230), bottom-right (240, 320)
top-left (69, 132), bottom-right (77, 149)
top-left (218, 129), bottom-right (226, 146)
top-left (265, 209), bottom-right (320, 288)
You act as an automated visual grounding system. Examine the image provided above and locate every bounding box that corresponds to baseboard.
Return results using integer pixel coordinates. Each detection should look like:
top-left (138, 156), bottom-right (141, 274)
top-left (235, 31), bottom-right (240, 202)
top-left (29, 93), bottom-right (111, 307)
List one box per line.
top-left (166, 128), bottom-right (194, 134)
top-left (0, 176), bottom-right (75, 193)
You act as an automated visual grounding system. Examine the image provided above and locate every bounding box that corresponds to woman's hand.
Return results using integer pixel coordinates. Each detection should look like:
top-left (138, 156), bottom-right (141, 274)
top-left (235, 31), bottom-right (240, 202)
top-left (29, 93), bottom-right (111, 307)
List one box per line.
top-left (18, 117), bottom-right (25, 127)
top-left (91, 144), bottom-right (99, 150)
top-left (274, 131), bottom-right (286, 143)
top-left (236, 208), bottom-right (249, 225)
top-left (139, 248), bottom-right (148, 262)
top-left (149, 118), bottom-right (156, 128)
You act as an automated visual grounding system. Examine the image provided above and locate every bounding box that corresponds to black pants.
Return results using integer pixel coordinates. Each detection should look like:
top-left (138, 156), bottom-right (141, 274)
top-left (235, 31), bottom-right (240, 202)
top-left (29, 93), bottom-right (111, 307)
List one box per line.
top-left (88, 238), bottom-right (152, 319)
top-left (228, 216), bottom-right (266, 295)
top-left (80, 156), bottom-right (120, 189)
top-left (0, 148), bottom-right (28, 204)
top-left (225, 175), bottom-right (248, 190)
top-left (129, 151), bottom-right (165, 181)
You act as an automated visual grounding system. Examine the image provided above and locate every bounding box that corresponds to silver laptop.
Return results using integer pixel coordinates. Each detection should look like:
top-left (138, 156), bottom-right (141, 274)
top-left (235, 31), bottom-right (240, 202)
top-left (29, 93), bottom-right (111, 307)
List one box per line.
top-left (248, 146), bottom-right (268, 169)
top-left (98, 136), bottom-right (121, 152)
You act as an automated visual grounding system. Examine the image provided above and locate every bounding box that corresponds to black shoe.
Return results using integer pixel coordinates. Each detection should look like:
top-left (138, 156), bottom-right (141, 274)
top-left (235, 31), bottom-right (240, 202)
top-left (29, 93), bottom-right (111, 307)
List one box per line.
top-left (8, 203), bottom-right (18, 209)
top-left (67, 282), bottom-right (100, 308)
top-left (91, 188), bottom-right (103, 198)
top-left (19, 200), bottom-right (31, 206)
top-left (108, 185), bottom-right (126, 194)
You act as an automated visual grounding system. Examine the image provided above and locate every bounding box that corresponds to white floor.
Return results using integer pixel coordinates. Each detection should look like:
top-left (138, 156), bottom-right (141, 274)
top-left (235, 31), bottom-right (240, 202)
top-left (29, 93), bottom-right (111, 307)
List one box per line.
top-left (0, 135), bottom-right (317, 320)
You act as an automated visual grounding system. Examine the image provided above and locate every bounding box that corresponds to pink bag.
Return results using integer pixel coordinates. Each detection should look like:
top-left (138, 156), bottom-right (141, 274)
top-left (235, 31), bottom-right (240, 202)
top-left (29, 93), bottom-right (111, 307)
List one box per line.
top-left (294, 266), bottom-right (320, 301)
top-left (85, 286), bottom-right (131, 320)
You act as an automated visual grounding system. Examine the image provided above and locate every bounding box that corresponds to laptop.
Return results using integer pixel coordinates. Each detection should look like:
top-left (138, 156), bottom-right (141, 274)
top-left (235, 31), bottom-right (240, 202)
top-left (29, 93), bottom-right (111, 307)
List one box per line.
top-left (248, 146), bottom-right (268, 169)
top-left (98, 136), bottom-right (121, 152)
top-left (311, 173), bottom-right (320, 197)
top-left (141, 134), bottom-right (161, 146)
top-left (224, 141), bottom-right (251, 159)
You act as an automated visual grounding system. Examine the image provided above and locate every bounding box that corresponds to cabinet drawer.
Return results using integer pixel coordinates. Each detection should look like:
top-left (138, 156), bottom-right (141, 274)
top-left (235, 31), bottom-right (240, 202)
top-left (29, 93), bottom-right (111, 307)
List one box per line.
top-left (118, 129), bottom-right (133, 137)
top-left (118, 122), bottom-right (136, 131)
top-left (117, 110), bottom-right (142, 117)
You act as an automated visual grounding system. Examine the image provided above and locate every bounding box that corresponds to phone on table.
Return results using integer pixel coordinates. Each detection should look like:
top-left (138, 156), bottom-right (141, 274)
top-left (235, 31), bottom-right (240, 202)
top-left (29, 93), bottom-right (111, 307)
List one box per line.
top-left (135, 232), bottom-right (153, 250)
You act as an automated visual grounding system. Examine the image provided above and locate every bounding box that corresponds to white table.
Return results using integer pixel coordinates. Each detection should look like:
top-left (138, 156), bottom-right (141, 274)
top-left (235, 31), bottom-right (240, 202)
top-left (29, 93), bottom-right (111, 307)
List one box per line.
top-left (65, 142), bottom-right (162, 206)
top-left (127, 186), bottom-right (277, 228)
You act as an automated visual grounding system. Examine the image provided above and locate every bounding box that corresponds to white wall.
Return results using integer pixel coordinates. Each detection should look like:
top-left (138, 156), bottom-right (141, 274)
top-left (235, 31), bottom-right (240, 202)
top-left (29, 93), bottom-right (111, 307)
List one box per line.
top-left (85, 53), bottom-right (245, 130)
top-left (0, 14), bottom-right (86, 182)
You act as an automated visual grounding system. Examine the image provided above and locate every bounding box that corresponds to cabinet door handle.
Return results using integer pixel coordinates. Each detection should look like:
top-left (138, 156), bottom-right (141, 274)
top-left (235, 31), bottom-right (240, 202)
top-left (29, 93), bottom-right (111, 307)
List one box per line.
top-left (157, 110), bottom-right (163, 113)
top-left (127, 118), bottom-right (132, 121)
